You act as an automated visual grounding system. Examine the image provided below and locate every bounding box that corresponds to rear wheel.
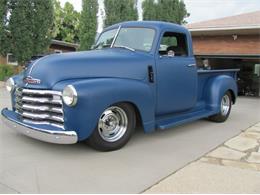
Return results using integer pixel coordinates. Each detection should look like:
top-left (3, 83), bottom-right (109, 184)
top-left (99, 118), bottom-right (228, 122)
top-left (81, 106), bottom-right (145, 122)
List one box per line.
top-left (209, 91), bottom-right (232, 122)
top-left (87, 103), bottom-right (136, 151)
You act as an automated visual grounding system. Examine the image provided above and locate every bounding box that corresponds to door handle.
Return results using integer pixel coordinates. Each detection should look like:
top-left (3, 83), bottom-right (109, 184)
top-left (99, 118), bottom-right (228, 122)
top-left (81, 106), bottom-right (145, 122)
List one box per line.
top-left (187, 64), bottom-right (196, 67)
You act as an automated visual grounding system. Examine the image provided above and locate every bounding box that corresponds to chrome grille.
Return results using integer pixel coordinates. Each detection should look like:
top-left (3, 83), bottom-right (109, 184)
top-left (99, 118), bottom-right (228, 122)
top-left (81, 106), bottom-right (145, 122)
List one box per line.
top-left (15, 88), bottom-right (64, 129)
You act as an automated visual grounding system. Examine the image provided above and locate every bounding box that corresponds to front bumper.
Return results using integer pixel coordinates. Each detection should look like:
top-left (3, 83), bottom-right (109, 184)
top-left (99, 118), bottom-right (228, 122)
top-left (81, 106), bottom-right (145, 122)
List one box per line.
top-left (1, 108), bottom-right (78, 144)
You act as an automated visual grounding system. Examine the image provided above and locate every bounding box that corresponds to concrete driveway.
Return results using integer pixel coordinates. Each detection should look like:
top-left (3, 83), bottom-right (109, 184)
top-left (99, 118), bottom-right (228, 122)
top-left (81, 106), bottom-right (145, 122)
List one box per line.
top-left (0, 88), bottom-right (259, 193)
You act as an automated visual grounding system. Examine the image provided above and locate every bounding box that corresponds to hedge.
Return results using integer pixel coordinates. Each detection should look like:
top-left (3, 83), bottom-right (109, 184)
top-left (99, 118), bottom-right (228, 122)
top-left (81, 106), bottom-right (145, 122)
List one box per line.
top-left (0, 64), bottom-right (16, 81)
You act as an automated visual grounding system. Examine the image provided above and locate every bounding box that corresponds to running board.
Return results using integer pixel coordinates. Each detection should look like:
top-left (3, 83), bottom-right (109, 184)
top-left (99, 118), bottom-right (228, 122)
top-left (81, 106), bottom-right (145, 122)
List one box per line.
top-left (156, 109), bottom-right (217, 130)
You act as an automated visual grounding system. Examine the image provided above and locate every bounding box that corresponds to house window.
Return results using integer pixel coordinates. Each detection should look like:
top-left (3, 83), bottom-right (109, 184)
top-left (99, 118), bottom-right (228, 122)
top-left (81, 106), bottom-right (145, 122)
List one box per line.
top-left (7, 53), bottom-right (18, 65)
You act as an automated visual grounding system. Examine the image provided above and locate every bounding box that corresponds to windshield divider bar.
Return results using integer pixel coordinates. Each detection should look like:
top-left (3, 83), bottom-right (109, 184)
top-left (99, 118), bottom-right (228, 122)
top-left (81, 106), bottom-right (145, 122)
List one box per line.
top-left (111, 25), bottom-right (121, 48)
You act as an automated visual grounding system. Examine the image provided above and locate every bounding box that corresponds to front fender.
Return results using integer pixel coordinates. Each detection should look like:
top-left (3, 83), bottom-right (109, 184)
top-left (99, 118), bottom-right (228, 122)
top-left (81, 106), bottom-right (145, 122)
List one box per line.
top-left (56, 78), bottom-right (155, 141)
top-left (205, 75), bottom-right (237, 111)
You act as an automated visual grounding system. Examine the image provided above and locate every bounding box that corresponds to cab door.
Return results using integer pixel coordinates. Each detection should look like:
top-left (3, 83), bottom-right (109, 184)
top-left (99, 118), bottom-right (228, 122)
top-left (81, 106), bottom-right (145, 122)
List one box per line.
top-left (155, 31), bottom-right (198, 115)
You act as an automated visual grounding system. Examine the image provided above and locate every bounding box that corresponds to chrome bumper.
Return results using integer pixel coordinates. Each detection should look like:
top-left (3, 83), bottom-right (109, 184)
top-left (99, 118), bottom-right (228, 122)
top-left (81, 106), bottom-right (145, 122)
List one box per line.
top-left (1, 108), bottom-right (78, 144)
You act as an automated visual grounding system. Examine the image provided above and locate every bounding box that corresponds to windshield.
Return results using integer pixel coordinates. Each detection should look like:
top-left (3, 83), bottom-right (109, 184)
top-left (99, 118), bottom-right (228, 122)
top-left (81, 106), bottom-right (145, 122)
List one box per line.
top-left (94, 28), bottom-right (118, 49)
top-left (94, 27), bottom-right (156, 52)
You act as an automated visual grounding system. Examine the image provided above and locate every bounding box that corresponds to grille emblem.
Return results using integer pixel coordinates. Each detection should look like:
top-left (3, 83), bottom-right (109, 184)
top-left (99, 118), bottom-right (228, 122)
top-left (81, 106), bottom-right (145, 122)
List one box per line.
top-left (23, 76), bottom-right (41, 85)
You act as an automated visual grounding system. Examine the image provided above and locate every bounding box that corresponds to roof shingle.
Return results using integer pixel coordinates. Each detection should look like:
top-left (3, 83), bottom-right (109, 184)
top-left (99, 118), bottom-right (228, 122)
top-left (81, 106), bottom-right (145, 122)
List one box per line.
top-left (187, 11), bottom-right (260, 30)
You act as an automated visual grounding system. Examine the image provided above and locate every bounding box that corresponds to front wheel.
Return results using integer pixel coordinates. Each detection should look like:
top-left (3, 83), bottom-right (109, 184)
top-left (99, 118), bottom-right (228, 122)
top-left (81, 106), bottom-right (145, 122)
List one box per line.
top-left (209, 91), bottom-right (232, 122)
top-left (87, 103), bottom-right (136, 151)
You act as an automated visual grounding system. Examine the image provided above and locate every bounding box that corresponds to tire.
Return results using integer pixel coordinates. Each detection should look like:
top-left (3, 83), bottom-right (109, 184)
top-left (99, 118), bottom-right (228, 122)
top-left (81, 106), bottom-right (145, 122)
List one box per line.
top-left (209, 91), bottom-right (232, 122)
top-left (87, 103), bottom-right (136, 151)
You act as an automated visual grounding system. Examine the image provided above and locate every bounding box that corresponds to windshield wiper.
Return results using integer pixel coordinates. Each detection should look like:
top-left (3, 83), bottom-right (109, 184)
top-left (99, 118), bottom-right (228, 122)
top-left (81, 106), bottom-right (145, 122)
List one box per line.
top-left (92, 44), bottom-right (111, 50)
top-left (113, 45), bottom-right (136, 52)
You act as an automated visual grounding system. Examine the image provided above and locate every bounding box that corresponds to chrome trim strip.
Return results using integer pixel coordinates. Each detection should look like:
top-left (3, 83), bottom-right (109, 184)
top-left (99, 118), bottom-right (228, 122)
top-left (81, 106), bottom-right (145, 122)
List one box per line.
top-left (111, 25), bottom-right (121, 48)
top-left (187, 64), bottom-right (197, 67)
top-left (22, 111), bottom-right (64, 122)
top-left (21, 96), bottom-right (63, 105)
top-left (28, 55), bottom-right (50, 76)
top-left (22, 88), bottom-right (62, 96)
top-left (1, 108), bottom-right (77, 144)
top-left (19, 104), bottom-right (63, 114)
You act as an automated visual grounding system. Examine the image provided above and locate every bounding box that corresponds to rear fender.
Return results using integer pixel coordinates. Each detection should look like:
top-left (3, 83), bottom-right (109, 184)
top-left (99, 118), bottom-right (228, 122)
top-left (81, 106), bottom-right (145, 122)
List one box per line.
top-left (205, 75), bottom-right (237, 112)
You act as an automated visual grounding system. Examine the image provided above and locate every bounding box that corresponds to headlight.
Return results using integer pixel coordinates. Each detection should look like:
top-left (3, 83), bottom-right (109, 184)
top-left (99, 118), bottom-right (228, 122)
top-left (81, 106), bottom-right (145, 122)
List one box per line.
top-left (6, 78), bottom-right (15, 92)
top-left (62, 85), bottom-right (78, 106)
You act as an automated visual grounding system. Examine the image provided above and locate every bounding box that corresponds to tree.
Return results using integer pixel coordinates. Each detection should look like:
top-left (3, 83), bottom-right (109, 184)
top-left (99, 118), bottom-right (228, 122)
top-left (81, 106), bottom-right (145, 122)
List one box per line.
top-left (79, 0), bottom-right (98, 50)
top-left (143, 0), bottom-right (189, 24)
top-left (104, 0), bottom-right (138, 27)
top-left (6, 0), bottom-right (54, 65)
top-left (52, 0), bottom-right (80, 43)
top-left (52, 0), bottom-right (63, 40)
top-left (0, 0), bottom-right (9, 56)
top-left (142, 0), bottom-right (157, 21)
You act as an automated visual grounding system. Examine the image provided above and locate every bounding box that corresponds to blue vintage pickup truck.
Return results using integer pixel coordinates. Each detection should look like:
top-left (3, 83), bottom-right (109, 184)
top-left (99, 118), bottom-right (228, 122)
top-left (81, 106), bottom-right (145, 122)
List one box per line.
top-left (1, 21), bottom-right (239, 151)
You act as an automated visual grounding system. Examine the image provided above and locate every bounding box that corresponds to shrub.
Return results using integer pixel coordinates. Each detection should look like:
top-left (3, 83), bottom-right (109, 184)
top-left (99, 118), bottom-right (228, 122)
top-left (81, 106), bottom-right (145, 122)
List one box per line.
top-left (0, 64), bottom-right (16, 81)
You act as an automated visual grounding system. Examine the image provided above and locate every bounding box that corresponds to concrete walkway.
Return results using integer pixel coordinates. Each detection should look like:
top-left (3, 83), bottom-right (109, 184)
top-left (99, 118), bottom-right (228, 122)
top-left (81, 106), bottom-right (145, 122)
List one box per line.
top-left (0, 81), bottom-right (4, 88)
top-left (144, 122), bottom-right (260, 193)
top-left (1, 87), bottom-right (260, 193)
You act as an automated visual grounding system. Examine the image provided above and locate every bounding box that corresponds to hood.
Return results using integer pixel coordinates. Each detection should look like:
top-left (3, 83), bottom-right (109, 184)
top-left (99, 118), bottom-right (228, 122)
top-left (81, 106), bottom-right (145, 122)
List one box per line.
top-left (22, 49), bottom-right (153, 89)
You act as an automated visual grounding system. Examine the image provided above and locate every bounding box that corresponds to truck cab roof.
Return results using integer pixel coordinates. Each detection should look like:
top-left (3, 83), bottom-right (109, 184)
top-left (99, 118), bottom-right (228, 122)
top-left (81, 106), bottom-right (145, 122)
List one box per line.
top-left (104, 21), bottom-right (189, 34)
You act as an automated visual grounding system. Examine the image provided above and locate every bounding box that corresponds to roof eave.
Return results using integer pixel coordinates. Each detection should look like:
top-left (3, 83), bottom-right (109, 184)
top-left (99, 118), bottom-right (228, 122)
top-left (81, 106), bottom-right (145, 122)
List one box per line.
top-left (188, 25), bottom-right (260, 32)
top-left (51, 40), bottom-right (79, 49)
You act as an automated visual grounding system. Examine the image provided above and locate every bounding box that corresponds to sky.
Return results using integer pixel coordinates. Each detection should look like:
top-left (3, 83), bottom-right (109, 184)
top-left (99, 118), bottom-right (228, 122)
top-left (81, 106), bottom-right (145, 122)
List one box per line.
top-left (184, 0), bottom-right (260, 23)
top-left (58, 0), bottom-right (260, 31)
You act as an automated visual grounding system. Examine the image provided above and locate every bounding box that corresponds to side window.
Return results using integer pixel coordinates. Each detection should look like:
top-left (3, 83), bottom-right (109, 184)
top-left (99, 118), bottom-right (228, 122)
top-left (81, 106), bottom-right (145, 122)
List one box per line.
top-left (159, 32), bottom-right (188, 57)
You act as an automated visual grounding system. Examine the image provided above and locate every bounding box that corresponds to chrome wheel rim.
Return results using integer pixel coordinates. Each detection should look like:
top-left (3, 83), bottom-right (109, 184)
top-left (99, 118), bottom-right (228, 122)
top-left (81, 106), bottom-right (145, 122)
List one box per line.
top-left (221, 95), bottom-right (230, 116)
top-left (98, 106), bottom-right (128, 142)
